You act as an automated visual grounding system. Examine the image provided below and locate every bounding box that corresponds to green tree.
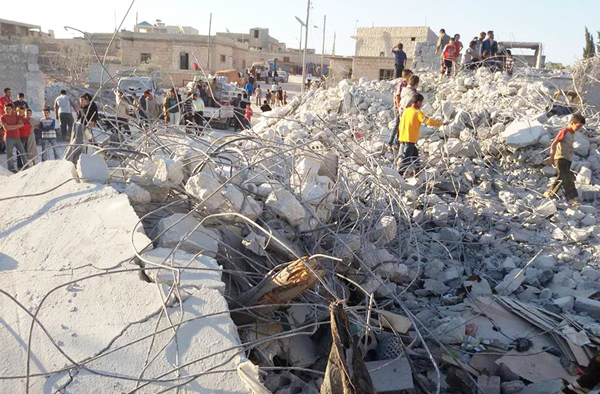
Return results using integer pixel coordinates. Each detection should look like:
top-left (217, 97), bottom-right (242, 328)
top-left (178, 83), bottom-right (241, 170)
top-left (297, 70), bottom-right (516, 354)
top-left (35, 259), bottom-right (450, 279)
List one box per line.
top-left (584, 27), bottom-right (596, 59)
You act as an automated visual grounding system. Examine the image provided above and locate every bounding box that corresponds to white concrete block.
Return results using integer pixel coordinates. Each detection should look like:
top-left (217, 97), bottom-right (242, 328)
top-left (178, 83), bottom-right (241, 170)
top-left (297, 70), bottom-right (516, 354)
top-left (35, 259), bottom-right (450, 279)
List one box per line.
top-left (77, 154), bottom-right (110, 182)
top-left (156, 213), bottom-right (221, 256)
top-left (501, 120), bottom-right (547, 148)
top-left (265, 188), bottom-right (306, 226)
top-left (124, 182), bottom-right (152, 203)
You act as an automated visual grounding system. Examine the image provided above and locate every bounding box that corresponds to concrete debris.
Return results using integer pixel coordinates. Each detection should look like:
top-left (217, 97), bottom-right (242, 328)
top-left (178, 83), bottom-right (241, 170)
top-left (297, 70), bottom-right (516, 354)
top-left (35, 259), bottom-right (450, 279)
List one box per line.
top-left (155, 213), bottom-right (222, 256)
top-left (501, 120), bottom-right (548, 149)
top-left (4, 57), bottom-right (600, 393)
top-left (77, 153), bottom-right (110, 182)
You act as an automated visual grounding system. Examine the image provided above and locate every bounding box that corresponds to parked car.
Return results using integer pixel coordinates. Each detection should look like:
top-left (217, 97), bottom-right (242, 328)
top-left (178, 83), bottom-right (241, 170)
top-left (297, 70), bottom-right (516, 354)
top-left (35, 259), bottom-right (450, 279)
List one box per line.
top-left (275, 70), bottom-right (289, 83)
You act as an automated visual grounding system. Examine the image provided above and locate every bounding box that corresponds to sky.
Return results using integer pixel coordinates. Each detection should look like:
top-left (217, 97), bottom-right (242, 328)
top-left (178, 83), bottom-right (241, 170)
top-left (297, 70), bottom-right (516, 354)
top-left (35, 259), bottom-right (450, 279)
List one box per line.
top-left (3, 0), bottom-right (600, 66)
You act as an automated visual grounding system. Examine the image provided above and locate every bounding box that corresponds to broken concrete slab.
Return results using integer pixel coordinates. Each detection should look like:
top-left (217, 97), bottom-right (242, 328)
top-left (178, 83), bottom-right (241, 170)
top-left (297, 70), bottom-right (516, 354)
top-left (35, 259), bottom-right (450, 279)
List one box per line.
top-left (265, 188), bottom-right (307, 226)
top-left (515, 379), bottom-right (562, 394)
top-left (574, 297), bottom-right (600, 318)
top-left (77, 154), bottom-right (110, 182)
top-left (366, 358), bottom-right (414, 393)
top-left (46, 288), bottom-right (255, 393)
top-left (495, 350), bottom-right (575, 384)
top-left (501, 119), bottom-right (547, 149)
top-left (155, 213), bottom-right (221, 256)
top-left (142, 248), bottom-right (225, 293)
top-left (0, 160), bottom-right (255, 393)
top-left (477, 375), bottom-right (501, 394)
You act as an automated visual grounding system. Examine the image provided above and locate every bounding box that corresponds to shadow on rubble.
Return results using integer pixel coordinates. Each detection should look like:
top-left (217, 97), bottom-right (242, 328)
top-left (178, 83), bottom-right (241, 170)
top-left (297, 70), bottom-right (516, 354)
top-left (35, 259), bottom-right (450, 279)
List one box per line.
top-left (0, 184), bottom-right (102, 240)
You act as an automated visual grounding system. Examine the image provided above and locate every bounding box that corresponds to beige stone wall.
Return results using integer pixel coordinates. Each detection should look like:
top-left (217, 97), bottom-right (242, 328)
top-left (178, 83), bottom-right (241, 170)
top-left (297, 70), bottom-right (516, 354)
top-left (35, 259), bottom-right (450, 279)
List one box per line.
top-left (352, 56), bottom-right (397, 81)
top-left (327, 57), bottom-right (353, 85)
top-left (354, 26), bottom-right (437, 59)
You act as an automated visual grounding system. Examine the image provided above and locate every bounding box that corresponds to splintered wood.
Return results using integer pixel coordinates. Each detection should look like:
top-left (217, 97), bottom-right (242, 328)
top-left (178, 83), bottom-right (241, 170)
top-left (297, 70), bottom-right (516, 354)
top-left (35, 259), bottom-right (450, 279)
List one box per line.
top-left (232, 257), bottom-right (324, 324)
top-left (320, 301), bottom-right (376, 394)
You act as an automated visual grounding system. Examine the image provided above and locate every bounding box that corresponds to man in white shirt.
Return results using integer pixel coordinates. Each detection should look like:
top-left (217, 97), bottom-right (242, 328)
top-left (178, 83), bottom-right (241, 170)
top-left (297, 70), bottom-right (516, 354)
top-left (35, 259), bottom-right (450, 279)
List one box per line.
top-left (54, 89), bottom-right (78, 141)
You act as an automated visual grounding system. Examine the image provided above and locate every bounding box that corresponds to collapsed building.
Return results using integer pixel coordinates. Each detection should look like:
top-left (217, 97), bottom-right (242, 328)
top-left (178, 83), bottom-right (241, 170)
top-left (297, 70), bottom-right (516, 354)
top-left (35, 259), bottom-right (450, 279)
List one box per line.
top-left (3, 29), bottom-right (600, 392)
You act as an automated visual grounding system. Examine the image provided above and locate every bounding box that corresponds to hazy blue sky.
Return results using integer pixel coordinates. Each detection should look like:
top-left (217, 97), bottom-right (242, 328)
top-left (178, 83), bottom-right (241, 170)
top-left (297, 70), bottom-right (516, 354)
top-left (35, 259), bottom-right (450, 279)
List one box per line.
top-left (3, 0), bottom-right (599, 65)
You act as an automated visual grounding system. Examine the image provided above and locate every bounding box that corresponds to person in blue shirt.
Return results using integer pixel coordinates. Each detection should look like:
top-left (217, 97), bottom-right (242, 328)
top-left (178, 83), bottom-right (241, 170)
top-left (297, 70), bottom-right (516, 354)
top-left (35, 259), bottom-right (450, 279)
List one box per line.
top-left (245, 81), bottom-right (255, 99)
top-left (391, 43), bottom-right (407, 79)
top-left (481, 30), bottom-right (498, 57)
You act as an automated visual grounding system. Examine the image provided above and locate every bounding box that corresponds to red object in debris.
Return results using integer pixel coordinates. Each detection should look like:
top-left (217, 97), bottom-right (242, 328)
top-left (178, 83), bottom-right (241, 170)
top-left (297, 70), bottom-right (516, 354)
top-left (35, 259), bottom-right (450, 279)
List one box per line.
top-left (193, 62), bottom-right (199, 70)
top-left (354, 131), bottom-right (364, 139)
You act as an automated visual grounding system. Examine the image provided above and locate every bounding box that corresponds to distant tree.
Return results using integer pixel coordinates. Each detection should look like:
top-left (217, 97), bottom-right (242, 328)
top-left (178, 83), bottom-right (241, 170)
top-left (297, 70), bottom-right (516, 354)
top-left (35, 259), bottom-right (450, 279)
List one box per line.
top-left (584, 27), bottom-right (596, 59)
top-left (547, 62), bottom-right (565, 70)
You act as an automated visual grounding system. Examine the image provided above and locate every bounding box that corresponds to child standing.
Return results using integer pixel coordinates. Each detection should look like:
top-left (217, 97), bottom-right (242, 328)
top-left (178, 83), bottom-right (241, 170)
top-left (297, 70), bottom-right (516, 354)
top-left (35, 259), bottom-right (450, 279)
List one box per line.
top-left (398, 94), bottom-right (443, 175)
top-left (16, 107), bottom-right (35, 168)
top-left (244, 104), bottom-right (253, 128)
top-left (388, 69), bottom-right (414, 151)
top-left (543, 114), bottom-right (586, 205)
top-left (39, 107), bottom-right (59, 161)
top-left (442, 37), bottom-right (457, 77)
top-left (1, 103), bottom-right (25, 172)
top-left (505, 50), bottom-right (515, 76)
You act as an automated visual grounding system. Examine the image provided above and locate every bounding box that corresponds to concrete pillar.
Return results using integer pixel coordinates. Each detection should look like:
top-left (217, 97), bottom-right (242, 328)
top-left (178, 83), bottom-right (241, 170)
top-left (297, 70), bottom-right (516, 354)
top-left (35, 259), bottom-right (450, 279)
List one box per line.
top-left (535, 44), bottom-right (544, 69)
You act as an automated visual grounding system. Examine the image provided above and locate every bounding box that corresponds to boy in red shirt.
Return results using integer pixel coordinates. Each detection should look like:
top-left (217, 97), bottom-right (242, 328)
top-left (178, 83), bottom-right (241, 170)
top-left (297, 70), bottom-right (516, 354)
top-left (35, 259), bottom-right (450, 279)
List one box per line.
top-left (442, 37), bottom-right (457, 77)
top-left (543, 114), bottom-right (586, 205)
top-left (16, 107), bottom-right (36, 168)
top-left (1, 103), bottom-right (25, 172)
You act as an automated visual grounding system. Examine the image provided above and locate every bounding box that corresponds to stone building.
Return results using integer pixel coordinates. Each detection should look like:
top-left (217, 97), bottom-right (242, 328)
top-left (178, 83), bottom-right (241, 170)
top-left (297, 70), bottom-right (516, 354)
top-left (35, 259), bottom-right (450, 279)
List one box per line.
top-left (0, 18), bottom-right (51, 40)
top-left (86, 25), bottom-right (328, 86)
top-left (217, 28), bottom-right (286, 52)
top-left (0, 45), bottom-right (45, 110)
top-left (350, 26), bottom-right (440, 81)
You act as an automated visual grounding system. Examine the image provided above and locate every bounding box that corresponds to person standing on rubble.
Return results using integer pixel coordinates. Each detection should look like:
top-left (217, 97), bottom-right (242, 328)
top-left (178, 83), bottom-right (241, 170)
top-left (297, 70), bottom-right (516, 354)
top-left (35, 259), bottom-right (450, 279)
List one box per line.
top-left (391, 43), bottom-right (407, 79)
top-left (191, 92), bottom-right (205, 128)
top-left (254, 85), bottom-right (262, 106)
top-left (64, 93), bottom-right (98, 164)
top-left (388, 69), bottom-right (413, 151)
top-left (505, 50), bottom-right (515, 75)
top-left (463, 41), bottom-right (481, 69)
top-left (54, 89), bottom-right (78, 141)
top-left (543, 114), bottom-right (586, 205)
top-left (116, 91), bottom-right (134, 135)
top-left (475, 32), bottom-right (486, 56)
top-left (163, 89), bottom-right (181, 126)
top-left (481, 30), bottom-right (498, 57)
top-left (442, 37), bottom-right (458, 77)
top-left (397, 94), bottom-right (443, 175)
top-left (435, 29), bottom-right (451, 73)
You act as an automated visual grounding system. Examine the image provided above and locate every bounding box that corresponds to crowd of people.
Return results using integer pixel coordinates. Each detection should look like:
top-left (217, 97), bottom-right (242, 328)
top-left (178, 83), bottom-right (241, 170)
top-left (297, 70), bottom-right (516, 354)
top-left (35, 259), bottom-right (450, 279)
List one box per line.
top-left (434, 29), bottom-right (515, 76)
top-left (388, 28), bottom-right (585, 206)
top-left (391, 29), bottom-right (516, 80)
top-left (0, 87), bottom-right (99, 172)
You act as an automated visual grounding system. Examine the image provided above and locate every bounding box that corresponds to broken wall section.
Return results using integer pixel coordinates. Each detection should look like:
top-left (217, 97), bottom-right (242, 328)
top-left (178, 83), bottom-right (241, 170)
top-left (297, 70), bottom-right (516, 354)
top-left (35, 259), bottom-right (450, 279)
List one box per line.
top-left (0, 44), bottom-right (44, 110)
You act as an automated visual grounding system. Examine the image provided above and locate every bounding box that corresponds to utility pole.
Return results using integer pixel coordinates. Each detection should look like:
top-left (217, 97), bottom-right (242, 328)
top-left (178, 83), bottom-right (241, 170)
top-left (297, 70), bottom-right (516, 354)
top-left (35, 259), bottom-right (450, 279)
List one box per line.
top-left (299, 25), bottom-right (303, 74)
top-left (207, 13), bottom-right (212, 73)
top-left (332, 31), bottom-right (336, 55)
top-left (295, 16), bottom-right (305, 75)
top-left (301, 0), bottom-right (310, 94)
top-left (321, 15), bottom-right (326, 77)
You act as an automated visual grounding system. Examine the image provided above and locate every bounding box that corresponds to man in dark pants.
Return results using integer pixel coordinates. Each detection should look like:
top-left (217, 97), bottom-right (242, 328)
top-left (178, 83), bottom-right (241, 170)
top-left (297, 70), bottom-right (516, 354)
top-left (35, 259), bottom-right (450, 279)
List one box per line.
top-left (391, 43), bottom-right (407, 79)
top-left (54, 89), bottom-right (77, 141)
top-left (544, 114), bottom-right (586, 205)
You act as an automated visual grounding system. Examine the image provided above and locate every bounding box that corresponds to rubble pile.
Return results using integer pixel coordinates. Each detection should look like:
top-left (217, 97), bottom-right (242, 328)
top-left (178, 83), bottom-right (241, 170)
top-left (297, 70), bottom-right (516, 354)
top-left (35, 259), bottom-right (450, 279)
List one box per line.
top-left (3, 65), bottom-right (600, 393)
